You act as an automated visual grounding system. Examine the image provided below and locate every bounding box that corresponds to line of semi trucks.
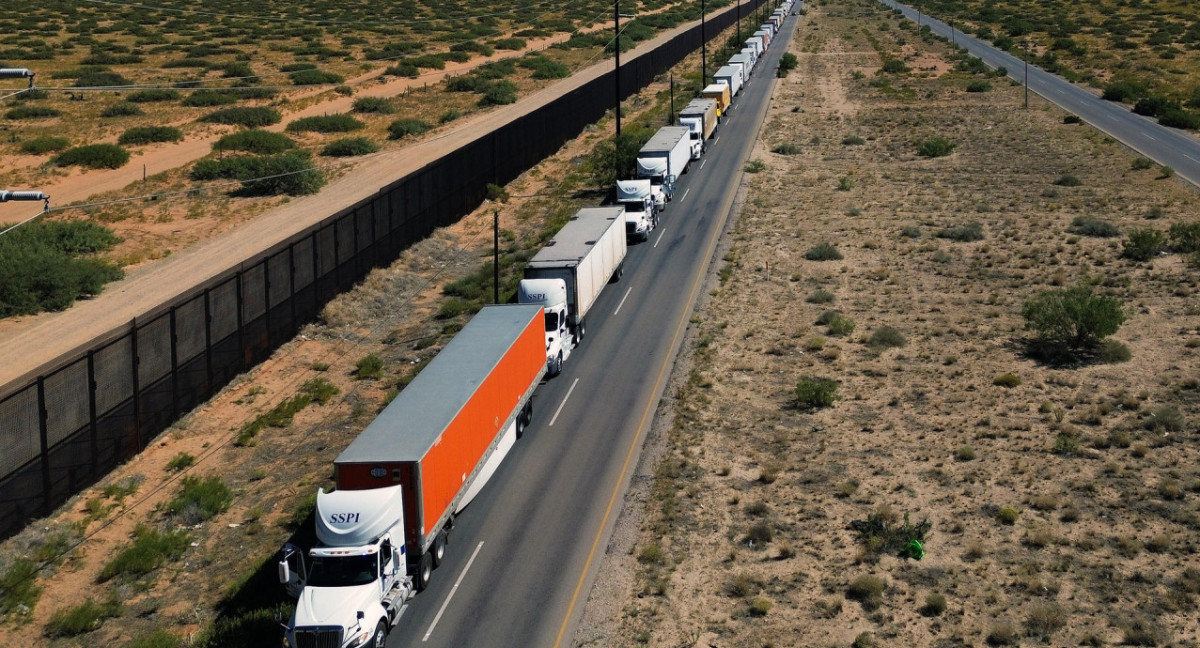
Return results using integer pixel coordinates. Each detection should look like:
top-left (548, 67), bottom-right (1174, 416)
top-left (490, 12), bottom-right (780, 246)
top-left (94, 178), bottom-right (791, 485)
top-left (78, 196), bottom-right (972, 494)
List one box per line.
top-left (277, 4), bottom-right (795, 647)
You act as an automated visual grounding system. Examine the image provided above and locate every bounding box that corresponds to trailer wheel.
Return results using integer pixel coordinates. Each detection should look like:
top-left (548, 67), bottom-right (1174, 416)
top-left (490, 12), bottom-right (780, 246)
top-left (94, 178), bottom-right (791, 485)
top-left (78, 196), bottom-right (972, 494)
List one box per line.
top-left (549, 352), bottom-right (563, 377)
top-left (578, 320), bottom-right (586, 341)
top-left (416, 552), bottom-right (433, 591)
top-left (370, 621), bottom-right (388, 648)
top-left (432, 531), bottom-right (447, 568)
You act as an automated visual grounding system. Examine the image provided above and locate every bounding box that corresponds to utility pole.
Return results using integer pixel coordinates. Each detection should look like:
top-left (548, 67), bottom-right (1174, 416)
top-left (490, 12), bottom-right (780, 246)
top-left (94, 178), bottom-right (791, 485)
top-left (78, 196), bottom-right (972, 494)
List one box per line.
top-left (701, 0), bottom-right (707, 86)
top-left (614, 0), bottom-right (621, 139)
top-left (493, 210), bottom-right (500, 304)
top-left (737, 0), bottom-right (741, 44)
top-left (1024, 39), bottom-right (1030, 109)
top-left (669, 73), bottom-right (675, 125)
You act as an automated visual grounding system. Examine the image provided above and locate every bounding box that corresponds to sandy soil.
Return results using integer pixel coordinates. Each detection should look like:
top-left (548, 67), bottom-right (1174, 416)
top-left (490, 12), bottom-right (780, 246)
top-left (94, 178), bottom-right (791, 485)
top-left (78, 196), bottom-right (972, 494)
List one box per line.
top-left (576, 1), bottom-right (1200, 647)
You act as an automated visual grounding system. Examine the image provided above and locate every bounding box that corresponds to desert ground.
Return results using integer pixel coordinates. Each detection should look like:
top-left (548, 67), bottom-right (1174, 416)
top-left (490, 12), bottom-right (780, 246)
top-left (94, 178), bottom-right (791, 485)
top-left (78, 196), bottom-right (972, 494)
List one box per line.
top-left (575, 1), bottom-right (1200, 647)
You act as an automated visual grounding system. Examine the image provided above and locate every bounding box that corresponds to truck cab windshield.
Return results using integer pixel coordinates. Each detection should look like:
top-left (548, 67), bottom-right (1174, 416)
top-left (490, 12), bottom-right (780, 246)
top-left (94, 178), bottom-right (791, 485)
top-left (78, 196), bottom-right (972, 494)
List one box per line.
top-left (623, 202), bottom-right (646, 213)
top-left (307, 554), bottom-right (378, 587)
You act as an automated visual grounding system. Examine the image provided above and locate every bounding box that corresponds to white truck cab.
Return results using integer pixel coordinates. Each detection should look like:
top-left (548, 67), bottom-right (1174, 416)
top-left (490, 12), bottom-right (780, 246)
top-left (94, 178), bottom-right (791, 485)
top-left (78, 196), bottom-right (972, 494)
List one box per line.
top-left (616, 179), bottom-right (657, 242)
top-left (280, 486), bottom-right (414, 648)
top-left (517, 279), bottom-right (572, 376)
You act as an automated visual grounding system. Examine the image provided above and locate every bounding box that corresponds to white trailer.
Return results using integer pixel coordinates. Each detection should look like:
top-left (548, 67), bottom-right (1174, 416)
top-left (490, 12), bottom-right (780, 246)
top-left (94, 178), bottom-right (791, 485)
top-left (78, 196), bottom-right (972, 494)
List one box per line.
top-left (740, 47), bottom-right (759, 71)
top-left (730, 52), bottom-right (754, 78)
top-left (636, 126), bottom-right (692, 207)
top-left (744, 37), bottom-right (762, 58)
top-left (518, 206), bottom-right (626, 375)
top-left (714, 64), bottom-right (744, 97)
top-left (616, 179), bottom-right (657, 242)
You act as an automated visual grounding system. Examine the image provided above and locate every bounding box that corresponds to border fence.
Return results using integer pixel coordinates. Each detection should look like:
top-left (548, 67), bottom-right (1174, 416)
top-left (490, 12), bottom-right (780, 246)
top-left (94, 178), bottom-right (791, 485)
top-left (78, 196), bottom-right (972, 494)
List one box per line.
top-left (0, 1), bottom-right (765, 541)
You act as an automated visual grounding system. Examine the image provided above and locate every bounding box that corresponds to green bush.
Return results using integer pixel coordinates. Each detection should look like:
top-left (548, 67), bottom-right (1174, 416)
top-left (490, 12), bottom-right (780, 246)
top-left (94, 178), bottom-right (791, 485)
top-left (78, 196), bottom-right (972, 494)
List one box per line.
top-left (165, 452), bottom-right (195, 472)
top-left (881, 58), bottom-right (908, 74)
top-left (779, 52), bottom-right (799, 73)
top-left (6, 105), bottom-right (62, 119)
top-left (98, 525), bottom-right (191, 582)
top-left (1053, 173), bottom-right (1082, 187)
top-left (843, 135), bottom-right (866, 145)
top-left (439, 109), bottom-right (461, 124)
top-left (1168, 221), bottom-right (1200, 253)
top-left (0, 220), bottom-right (123, 317)
top-left (279, 63), bottom-right (317, 73)
top-left (923, 592), bottom-right (947, 616)
top-left (771, 142), bottom-right (800, 155)
top-left (794, 377), bottom-right (839, 410)
top-left (744, 159), bottom-right (766, 173)
top-left (847, 575), bottom-right (886, 610)
top-left (214, 129), bottom-right (296, 154)
top-left (494, 37), bottom-right (528, 50)
top-left (996, 506), bottom-right (1020, 525)
top-left (127, 89), bottom-right (180, 103)
top-left (1122, 228), bottom-right (1168, 261)
top-left (1067, 216), bottom-right (1120, 238)
top-left (20, 136), bottom-right (70, 155)
top-left (289, 69), bottom-right (344, 85)
top-left (805, 242), bottom-right (843, 261)
top-left (53, 144), bottom-right (130, 169)
top-left (285, 114), bottom-right (364, 133)
top-left (351, 97), bottom-right (395, 114)
top-left (849, 510), bottom-right (931, 558)
top-left (199, 107), bottom-right (281, 127)
top-left (321, 137), bottom-right (379, 157)
top-left (0, 558), bottom-right (41, 617)
top-left (180, 90), bottom-right (238, 107)
top-left (72, 69), bottom-right (131, 88)
top-left (806, 289), bottom-right (836, 304)
top-left (965, 80), bottom-right (992, 92)
top-left (993, 373), bottom-right (1022, 387)
top-left (100, 102), bottom-right (144, 118)
top-left (480, 81), bottom-right (519, 106)
top-left (43, 598), bottom-right (122, 637)
top-left (118, 126), bottom-right (183, 146)
top-left (1021, 284), bottom-right (1126, 353)
top-left (519, 55), bottom-right (570, 79)
top-left (917, 137), bottom-right (957, 157)
top-left (937, 222), bottom-right (984, 242)
top-left (1159, 108), bottom-right (1200, 130)
top-left (356, 354), bottom-right (384, 379)
top-left (301, 378), bottom-right (340, 405)
top-left (388, 118), bottom-right (431, 139)
top-left (191, 152), bottom-right (324, 196)
top-left (867, 326), bottom-right (906, 349)
top-left (1131, 156), bottom-right (1154, 170)
top-left (166, 476), bottom-right (233, 524)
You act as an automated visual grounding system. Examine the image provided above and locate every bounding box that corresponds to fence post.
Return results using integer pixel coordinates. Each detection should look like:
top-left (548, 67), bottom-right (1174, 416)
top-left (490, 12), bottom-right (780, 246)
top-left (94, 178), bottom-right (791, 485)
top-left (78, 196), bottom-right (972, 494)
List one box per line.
top-left (87, 350), bottom-right (98, 479)
top-left (289, 244), bottom-right (297, 334)
top-left (203, 289), bottom-right (213, 393)
top-left (169, 306), bottom-right (179, 421)
top-left (262, 259), bottom-right (272, 350)
top-left (130, 319), bottom-right (142, 450)
top-left (235, 272), bottom-right (245, 371)
top-left (37, 377), bottom-right (51, 515)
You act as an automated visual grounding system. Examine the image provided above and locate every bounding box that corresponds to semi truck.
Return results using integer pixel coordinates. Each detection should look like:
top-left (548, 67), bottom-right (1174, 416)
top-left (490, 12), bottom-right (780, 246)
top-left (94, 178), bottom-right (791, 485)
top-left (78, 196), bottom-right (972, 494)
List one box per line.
top-left (754, 28), bottom-right (771, 49)
top-left (714, 65), bottom-right (744, 97)
top-left (635, 126), bottom-right (692, 206)
top-left (616, 179), bottom-right (657, 242)
top-left (278, 304), bottom-right (547, 648)
top-left (678, 99), bottom-right (718, 159)
top-left (701, 83), bottom-right (732, 119)
top-left (518, 206), bottom-right (626, 376)
top-left (730, 52), bottom-right (754, 78)
top-left (744, 37), bottom-right (762, 58)
top-left (740, 47), bottom-right (759, 72)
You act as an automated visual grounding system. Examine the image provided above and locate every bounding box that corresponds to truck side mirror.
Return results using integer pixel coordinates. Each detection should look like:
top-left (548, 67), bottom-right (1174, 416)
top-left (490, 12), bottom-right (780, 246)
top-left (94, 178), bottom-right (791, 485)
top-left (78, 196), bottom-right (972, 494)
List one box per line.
top-left (278, 560), bottom-right (291, 584)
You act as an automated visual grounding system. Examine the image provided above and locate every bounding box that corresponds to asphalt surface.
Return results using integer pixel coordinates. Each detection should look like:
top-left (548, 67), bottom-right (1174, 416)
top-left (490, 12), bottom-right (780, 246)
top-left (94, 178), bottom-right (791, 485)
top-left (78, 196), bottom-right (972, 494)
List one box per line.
top-left (385, 12), bottom-right (799, 648)
top-left (877, 0), bottom-right (1200, 188)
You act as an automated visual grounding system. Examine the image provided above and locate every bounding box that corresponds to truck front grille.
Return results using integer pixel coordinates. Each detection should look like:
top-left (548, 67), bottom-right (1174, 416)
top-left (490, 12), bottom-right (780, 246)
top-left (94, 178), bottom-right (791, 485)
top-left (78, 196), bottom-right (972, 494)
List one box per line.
top-left (295, 627), bottom-right (343, 648)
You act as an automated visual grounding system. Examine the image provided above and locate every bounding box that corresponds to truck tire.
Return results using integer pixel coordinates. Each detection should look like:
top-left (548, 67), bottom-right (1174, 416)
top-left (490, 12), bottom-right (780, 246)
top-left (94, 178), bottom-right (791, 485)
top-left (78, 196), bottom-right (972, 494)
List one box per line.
top-left (578, 320), bottom-right (586, 341)
top-left (416, 552), bottom-right (433, 592)
top-left (549, 352), bottom-right (563, 377)
top-left (371, 621), bottom-right (388, 648)
top-left (432, 531), bottom-right (447, 568)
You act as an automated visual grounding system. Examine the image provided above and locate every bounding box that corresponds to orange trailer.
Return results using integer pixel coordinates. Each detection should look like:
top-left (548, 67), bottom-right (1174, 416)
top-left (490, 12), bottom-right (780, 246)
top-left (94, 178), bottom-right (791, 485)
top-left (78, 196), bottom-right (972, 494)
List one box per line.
top-left (334, 304), bottom-right (546, 566)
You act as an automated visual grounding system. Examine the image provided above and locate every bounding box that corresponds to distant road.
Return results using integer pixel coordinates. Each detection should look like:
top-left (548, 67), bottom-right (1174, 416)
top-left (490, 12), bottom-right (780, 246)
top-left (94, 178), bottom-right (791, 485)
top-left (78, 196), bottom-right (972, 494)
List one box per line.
top-left (878, 0), bottom-right (1200, 189)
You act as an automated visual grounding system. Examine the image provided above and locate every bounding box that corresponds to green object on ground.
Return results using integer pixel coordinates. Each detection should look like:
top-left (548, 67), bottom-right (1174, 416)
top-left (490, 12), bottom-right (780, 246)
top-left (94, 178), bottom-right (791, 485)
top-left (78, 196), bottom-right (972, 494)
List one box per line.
top-left (901, 539), bottom-right (925, 560)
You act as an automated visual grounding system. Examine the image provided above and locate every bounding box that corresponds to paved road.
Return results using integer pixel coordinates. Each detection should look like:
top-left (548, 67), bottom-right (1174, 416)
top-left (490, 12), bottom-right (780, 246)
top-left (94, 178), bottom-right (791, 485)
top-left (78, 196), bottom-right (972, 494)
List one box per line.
top-left (385, 12), bottom-right (798, 648)
top-left (877, 0), bottom-right (1200, 188)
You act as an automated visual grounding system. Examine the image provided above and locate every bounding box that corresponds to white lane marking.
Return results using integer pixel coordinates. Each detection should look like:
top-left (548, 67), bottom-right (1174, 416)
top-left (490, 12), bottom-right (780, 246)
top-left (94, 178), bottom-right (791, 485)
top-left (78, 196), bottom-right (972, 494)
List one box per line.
top-left (681, 187), bottom-right (691, 202)
top-left (423, 541), bottom-right (485, 642)
top-left (549, 378), bottom-right (579, 427)
top-left (613, 287), bottom-right (633, 315)
top-left (1146, 135), bottom-right (1157, 142)
top-left (699, 159), bottom-right (707, 170)
top-left (653, 228), bottom-right (666, 248)
top-left (1186, 154), bottom-right (1199, 163)
top-left (713, 136), bottom-right (720, 145)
